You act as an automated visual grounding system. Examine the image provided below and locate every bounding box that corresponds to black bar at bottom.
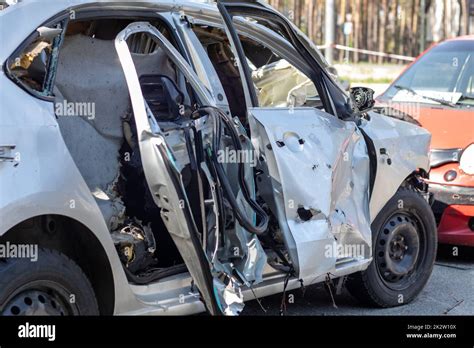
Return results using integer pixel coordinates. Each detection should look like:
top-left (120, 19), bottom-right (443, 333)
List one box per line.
top-left (0, 315), bottom-right (472, 346)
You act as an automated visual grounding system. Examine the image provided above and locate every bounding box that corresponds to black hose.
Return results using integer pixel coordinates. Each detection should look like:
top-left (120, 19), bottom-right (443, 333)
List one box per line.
top-left (200, 106), bottom-right (268, 235)
top-left (213, 158), bottom-right (268, 235)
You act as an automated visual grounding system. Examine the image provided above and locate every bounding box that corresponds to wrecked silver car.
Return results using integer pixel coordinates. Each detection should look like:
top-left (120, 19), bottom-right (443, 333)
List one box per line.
top-left (0, 0), bottom-right (437, 315)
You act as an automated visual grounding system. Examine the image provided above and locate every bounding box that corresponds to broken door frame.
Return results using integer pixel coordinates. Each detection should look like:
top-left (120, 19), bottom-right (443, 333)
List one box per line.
top-left (115, 22), bottom-right (223, 315)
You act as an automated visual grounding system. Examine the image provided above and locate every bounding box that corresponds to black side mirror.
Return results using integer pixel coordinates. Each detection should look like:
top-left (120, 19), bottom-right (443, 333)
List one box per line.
top-left (350, 87), bottom-right (375, 113)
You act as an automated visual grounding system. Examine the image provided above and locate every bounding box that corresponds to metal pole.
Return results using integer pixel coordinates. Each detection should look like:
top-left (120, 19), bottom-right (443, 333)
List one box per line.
top-left (325, 0), bottom-right (335, 65)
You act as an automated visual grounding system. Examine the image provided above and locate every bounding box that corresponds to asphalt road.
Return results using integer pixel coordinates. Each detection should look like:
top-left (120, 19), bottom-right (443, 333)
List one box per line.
top-left (242, 245), bottom-right (474, 316)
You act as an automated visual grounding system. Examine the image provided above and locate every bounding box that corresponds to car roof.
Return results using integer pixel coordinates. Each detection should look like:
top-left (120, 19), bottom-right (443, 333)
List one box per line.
top-left (429, 35), bottom-right (474, 52)
top-left (0, 0), bottom-right (215, 63)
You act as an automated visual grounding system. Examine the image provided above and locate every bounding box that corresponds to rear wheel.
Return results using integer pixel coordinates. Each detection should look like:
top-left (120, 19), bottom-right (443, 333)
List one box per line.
top-left (347, 187), bottom-right (437, 307)
top-left (0, 248), bottom-right (99, 315)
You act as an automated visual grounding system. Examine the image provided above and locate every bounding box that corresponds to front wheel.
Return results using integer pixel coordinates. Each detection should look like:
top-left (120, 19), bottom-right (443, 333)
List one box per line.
top-left (347, 187), bottom-right (437, 307)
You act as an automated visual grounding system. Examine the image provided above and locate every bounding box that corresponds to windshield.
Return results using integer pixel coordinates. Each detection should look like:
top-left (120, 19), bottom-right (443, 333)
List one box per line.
top-left (383, 40), bottom-right (474, 106)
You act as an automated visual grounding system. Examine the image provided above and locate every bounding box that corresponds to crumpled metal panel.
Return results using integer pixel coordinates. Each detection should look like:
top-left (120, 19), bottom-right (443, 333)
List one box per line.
top-left (116, 22), bottom-right (267, 315)
top-left (116, 22), bottom-right (221, 315)
top-left (360, 112), bottom-right (431, 221)
top-left (249, 107), bottom-right (372, 280)
top-left (213, 278), bottom-right (244, 316)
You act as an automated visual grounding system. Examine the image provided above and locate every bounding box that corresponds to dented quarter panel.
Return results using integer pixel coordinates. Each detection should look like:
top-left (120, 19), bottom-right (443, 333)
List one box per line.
top-left (0, 70), bottom-right (142, 315)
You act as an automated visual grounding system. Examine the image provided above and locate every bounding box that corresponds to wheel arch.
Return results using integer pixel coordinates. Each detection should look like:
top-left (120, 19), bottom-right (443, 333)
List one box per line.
top-left (372, 168), bottom-right (431, 221)
top-left (1, 214), bottom-right (115, 315)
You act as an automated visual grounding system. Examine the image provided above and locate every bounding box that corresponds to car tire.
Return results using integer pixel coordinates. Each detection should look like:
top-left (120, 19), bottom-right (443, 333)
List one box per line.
top-left (0, 248), bottom-right (99, 315)
top-left (346, 187), bottom-right (437, 307)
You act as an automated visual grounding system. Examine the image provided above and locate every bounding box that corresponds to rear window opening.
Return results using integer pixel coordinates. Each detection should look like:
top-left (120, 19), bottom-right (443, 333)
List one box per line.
top-left (6, 23), bottom-right (65, 95)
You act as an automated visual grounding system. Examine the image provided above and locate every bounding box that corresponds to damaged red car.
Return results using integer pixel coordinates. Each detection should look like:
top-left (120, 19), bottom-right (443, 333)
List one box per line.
top-left (378, 36), bottom-right (474, 247)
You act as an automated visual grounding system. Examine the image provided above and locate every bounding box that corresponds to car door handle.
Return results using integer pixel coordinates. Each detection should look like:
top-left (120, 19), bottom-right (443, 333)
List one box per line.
top-left (0, 144), bottom-right (16, 162)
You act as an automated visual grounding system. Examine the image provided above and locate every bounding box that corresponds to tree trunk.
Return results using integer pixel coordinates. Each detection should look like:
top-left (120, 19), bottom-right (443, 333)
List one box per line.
top-left (461, 0), bottom-right (469, 35)
top-left (353, 0), bottom-right (361, 62)
top-left (307, 0), bottom-right (315, 40)
top-left (378, 0), bottom-right (388, 63)
top-left (339, 0), bottom-right (347, 61)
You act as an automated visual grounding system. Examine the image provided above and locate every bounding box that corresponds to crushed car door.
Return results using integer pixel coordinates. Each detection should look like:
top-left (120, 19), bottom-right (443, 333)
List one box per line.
top-left (115, 22), bottom-right (267, 315)
top-left (217, 0), bottom-right (373, 280)
top-left (115, 22), bottom-right (220, 315)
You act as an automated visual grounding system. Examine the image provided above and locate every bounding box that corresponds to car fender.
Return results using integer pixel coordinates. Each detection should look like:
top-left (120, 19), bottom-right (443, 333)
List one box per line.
top-left (360, 111), bottom-right (431, 221)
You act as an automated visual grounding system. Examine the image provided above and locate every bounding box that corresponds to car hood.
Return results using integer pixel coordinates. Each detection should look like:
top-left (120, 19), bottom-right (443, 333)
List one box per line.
top-left (416, 107), bottom-right (474, 149)
top-left (376, 100), bottom-right (474, 150)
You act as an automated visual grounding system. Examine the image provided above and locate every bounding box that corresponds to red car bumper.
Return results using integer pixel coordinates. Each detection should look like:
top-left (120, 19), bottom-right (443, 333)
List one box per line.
top-left (430, 183), bottom-right (474, 246)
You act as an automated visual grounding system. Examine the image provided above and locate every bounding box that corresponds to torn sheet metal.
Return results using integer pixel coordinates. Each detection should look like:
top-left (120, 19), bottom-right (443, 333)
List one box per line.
top-left (218, 118), bottom-right (267, 284)
top-left (213, 278), bottom-right (244, 316)
top-left (116, 22), bottom-right (221, 315)
top-left (249, 107), bottom-right (372, 280)
top-left (360, 112), bottom-right (431, 220)
top-left (201, 143), bottom-right (267, 283)
top-left (116, 22), bottom-right (266, 315)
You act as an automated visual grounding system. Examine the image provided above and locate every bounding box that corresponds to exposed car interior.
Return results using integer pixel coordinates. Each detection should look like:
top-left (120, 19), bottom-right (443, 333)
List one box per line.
top-left (5, 15), bottom-right (359, 293)
top-left (48, 17), bottom-right (275, 292)
top-left (54, 18), bottom-right (191, 282)
top-left (41, 14), bottom-right (330, 290)
top-left (192, 24), bottom-right (322, 116)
